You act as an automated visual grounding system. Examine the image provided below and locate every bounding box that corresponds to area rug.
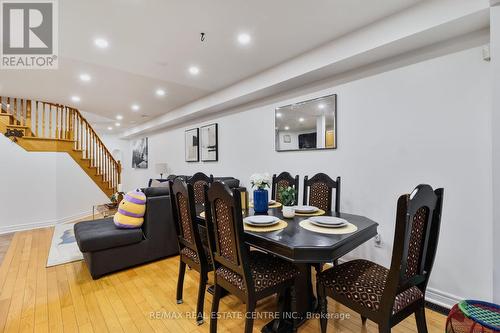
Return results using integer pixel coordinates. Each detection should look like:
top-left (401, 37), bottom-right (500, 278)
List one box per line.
top-left (46, 222), bottom-right (83, 267)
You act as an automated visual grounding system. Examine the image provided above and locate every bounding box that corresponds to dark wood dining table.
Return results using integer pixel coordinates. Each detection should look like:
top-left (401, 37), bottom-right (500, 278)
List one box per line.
top-left (196, 205), bottom-right (378, 333)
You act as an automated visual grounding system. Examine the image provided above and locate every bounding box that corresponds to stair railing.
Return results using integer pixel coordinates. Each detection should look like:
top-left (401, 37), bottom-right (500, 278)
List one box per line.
top-left (0, 96), bottom-right (121, 192)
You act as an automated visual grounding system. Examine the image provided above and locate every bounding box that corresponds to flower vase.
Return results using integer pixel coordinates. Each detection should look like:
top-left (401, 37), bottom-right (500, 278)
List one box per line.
top-left (253, 189), bottom-right (269, 214)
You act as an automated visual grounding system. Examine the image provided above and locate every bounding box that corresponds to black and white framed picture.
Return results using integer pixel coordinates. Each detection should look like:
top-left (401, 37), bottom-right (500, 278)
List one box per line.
top-left (131, 137), bottom-right (148, 169)
top-left (185, 128), bottom-right (199, 162)
top-left (201, 123), bottom-right (218, 162)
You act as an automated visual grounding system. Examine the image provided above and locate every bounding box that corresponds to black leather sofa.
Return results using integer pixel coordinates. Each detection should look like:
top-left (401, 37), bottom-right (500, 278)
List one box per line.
top-left (74, 187), bottom-right (178, 279)
top-left (74, 175), bottom-right (241, 279)
top-left (148, 174), bottom-right (240, 189)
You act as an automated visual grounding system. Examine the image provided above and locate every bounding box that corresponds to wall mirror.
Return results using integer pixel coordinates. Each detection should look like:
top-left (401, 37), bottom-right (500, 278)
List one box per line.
top-left (275, 94), bottom-right (337, 151)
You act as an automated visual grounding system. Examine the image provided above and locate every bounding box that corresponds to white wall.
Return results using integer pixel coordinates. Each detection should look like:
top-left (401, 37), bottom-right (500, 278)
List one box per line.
top-left (490, 4), bottom-right (500, 304)
top-left (0, 136), bottom-right (108, 233)
top-left (122, 47), bottom-right (493, 307)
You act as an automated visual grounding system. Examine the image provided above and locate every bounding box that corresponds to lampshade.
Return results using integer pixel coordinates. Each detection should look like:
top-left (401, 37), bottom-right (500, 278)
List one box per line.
top-left (155, 163), bottom-right (168, 174)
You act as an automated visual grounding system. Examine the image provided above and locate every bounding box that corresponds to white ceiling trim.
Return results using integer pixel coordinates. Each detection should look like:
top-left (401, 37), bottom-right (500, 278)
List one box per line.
top-left (121, 0), bottom-right (491, 138)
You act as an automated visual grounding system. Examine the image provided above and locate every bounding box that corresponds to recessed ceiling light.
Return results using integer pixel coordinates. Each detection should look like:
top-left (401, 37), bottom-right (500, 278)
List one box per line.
top-left (318, 103), bottom-right (325, 109)
top-left (71, 96), bottom-right (81, 102)
top-left (237, 33), bottom-right (251, 45)
top-left (155, 89), bottom-right (166, 96)
top-left (79, 73), bottom-right (91, 82)
top-left (94, 38), bottom-right (109, 49)
top-left (107, 127), bottom-right (113, 130)
top-left (276, 112), bottom-right (282, 118)
top-left (115, 122), bottom-right (121, 127)
top-left (131, 104), bottom-right (140, 111)
top-left (284, 126), bottom-right (290, 130)
top-left (116, 115), bottom-right (123, 120)
top-left (299, 117), bottom-right (304, 122)
top-left (188, 66), bottom-right (200, 75)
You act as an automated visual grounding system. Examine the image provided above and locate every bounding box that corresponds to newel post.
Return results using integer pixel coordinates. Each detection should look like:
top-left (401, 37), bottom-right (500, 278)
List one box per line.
top-left (118, 161), bottom-right (122, 185)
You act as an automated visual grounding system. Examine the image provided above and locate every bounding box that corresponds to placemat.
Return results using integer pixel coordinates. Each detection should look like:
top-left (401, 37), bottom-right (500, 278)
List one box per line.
top-left (295, 209), bottom-right (326, 217)
top-left (244, 220), bottom-right (287, 232)
top-left (299, 220), bottom-right (358, 235)
top-left (249, 202), bottom-right (282, 209)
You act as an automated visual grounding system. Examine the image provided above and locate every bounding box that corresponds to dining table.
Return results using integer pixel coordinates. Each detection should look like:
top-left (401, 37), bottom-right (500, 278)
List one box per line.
top-left (196, 205), bottom-right (378, 333)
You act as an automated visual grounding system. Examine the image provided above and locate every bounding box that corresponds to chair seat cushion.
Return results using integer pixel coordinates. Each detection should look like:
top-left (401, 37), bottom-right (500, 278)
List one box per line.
top-left (180, 246), bottom-right (213, 266)
top-left (74, 218), bottom-right (143, 252)
top-left (317, 259), bottom-right (423, 314)
top-left (215, 251), bottom-right (299, 293)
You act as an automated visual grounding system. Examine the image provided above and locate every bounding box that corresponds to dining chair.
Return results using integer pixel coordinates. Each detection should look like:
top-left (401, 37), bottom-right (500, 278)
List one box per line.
top-left (204, 182), bottom-right (301, 333)
top-left (169, 178), bottom-right (214, 325)
top-left (303, 173), bottom-right (341, 212)
top-left (316, 184), bottom-right (444, 333)
top-left (187, 172), bottom-right (214, 205)
top-left (271, 172), bottom-right (299, 204)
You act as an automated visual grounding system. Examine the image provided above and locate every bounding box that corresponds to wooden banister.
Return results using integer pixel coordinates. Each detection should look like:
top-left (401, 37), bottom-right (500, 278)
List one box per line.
top-left (1, 96), bottom-right (121, 194)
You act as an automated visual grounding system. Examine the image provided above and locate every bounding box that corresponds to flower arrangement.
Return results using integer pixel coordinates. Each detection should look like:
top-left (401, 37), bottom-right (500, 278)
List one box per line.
top-left (279, 186), bottom-right (296, 206)
top-left (110, 192), bottom-right (125, 205)
top-left (250, 173), bottom-right (271, 190)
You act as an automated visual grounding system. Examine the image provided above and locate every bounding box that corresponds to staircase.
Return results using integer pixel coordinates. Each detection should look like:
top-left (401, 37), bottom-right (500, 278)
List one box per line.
top-left (0, 96), bottom-right (121, 197)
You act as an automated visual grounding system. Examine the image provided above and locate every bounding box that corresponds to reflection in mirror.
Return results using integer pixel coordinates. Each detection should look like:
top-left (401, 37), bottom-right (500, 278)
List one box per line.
top-left (275, 94), bottom-right (337, 151)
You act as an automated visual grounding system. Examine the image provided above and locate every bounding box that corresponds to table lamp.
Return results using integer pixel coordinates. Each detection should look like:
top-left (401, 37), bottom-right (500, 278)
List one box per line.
top-left (156, 163), bottom-right (168, 179)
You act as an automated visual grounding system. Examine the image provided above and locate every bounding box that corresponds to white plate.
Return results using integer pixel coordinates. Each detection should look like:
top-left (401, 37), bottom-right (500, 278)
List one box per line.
top-left (244, 219), bottom-right (280, 227)
top-left (309, 216), bottom-right (348, 226)
top-left (244, 215), bottom-right (279, 225)
top-left (309, 220), bottom-right (348, 228)
top-left (294, 205), bottom-right (319, 213)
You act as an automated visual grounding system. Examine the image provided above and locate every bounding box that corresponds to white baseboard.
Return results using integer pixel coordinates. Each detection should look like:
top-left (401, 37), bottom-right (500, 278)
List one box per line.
top-left (425, 288), bottom-right (461, 309)
top-left (0, 210), bottom-right (93, 235)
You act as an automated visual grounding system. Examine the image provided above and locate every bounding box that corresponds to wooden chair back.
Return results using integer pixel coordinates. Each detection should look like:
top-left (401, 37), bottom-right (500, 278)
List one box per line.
top-left (187, 172), bottom-right (214, 205)
top-left (271, 172), bottom-right (299, 204)
top-left (303, 173), bottom-right (341, 212)
top-left (382, 184), bottom-right (444, 315)
top-left (169, 178), bottom-right (207, 265)
top-left (204, 182), bottom-right (253, 296)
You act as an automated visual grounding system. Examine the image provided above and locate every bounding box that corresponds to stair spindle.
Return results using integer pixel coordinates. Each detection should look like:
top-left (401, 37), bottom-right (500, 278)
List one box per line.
top-left (100, 143), bottom-right (103, 177)
top-left (13, 98), bottom-right (17, 124)
top-left (49, 105), bottom-right (53, 138)
top-left (26, 100), bottom-right (32, 135)
top-left (35, 101), bottom-right (38, 136)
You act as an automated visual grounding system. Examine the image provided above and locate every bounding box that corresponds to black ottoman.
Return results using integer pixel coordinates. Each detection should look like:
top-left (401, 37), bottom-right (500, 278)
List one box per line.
top-left (74, 218), bottom-right (146, 279)
top-left (75, 218), bottom-right (143, 252)
top-left (74, 187), bottom-right (179, 279)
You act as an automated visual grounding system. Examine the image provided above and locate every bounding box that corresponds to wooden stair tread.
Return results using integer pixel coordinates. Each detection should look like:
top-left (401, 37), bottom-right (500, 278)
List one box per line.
top-left (5, 124), bottom-right (29, 129)
top-left (22, 136), bottom-right (75, 142)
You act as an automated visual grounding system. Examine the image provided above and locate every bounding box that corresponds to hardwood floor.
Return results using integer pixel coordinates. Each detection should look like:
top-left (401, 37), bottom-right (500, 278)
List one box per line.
top-left (0, 233), bottom-right (14, 266)
top-left (0, 227), bottom-right (447, 333)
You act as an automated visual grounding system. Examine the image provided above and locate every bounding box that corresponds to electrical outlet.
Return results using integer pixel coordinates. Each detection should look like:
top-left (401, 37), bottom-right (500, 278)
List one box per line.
top-left (374, 234), bottom-right (382, 248)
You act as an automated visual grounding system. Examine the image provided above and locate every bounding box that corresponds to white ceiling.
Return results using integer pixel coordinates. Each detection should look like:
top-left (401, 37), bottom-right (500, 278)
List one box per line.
top-left (0, 0), bottom-right (424, 131)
